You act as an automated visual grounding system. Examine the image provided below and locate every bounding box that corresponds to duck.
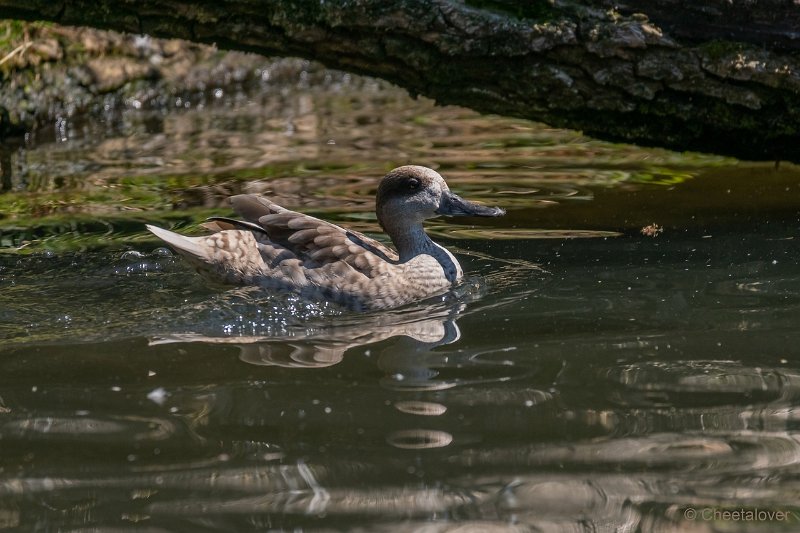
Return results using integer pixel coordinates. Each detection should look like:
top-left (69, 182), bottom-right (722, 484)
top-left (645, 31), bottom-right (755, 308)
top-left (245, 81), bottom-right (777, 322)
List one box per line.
top-left (147, 165), bottom-right (505, 311)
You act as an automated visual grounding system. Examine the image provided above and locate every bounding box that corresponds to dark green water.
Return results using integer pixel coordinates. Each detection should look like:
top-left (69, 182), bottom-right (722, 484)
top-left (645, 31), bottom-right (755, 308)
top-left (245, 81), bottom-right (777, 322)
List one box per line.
top-left (2, 60), bottom-right (800, 532)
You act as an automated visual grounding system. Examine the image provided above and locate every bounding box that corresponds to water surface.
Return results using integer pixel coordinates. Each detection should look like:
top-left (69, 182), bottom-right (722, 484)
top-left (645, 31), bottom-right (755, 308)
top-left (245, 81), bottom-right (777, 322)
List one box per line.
top-left (1, 58), bottom-right (800, 531)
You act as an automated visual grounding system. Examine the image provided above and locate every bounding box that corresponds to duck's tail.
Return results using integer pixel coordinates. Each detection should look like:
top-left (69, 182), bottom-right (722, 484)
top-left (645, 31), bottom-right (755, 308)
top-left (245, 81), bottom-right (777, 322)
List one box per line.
top-left (146, 225), bottom-right (212, 265)
top-left (147, 224), bottom-right (268, 285)
top-left (146, 224), bottom-right (263, 284)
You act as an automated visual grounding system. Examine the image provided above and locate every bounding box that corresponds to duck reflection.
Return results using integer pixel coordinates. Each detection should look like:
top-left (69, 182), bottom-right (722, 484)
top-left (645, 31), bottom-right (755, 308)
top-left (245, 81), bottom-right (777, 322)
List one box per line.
top-left (150, 299), bottom-right (473, 451)
top-left (150, 300), bottom-right (464, 370)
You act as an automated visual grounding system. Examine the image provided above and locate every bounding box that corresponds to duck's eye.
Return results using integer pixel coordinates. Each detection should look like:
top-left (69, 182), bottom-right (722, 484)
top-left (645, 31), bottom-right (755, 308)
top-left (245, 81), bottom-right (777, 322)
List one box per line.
top-left (407, 178), bottom-right (420, 191)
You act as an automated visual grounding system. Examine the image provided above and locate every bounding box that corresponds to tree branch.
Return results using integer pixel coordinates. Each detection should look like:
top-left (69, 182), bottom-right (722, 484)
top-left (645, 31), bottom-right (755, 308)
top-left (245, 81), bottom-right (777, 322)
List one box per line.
top-left (1, 0), bottom-right (799, 161)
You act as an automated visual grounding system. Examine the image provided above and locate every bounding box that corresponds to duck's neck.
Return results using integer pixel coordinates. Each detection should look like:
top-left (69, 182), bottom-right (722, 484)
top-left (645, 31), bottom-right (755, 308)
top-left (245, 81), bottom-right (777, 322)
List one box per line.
top-left (388, 223), bottom-right (461, 283)
top-left (390, 223), bottom-right (435, 262)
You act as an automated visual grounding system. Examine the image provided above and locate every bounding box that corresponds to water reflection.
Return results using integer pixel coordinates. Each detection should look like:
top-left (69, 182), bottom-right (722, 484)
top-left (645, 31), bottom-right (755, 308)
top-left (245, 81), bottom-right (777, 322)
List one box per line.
top-left (0, 55), bottom-right (735, 253)
top-left (151, 300), bottom-right (465, 370)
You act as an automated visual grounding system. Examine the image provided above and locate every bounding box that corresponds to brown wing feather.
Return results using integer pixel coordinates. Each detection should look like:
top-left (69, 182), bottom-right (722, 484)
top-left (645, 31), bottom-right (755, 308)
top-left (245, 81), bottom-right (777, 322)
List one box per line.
top-left (224, 194), bottom-right (398, 277)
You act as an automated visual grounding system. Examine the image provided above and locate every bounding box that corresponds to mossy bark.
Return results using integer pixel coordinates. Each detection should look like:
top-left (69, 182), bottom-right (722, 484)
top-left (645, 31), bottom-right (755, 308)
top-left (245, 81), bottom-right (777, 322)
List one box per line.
top-left (1, 0), bottom-right (799, 162)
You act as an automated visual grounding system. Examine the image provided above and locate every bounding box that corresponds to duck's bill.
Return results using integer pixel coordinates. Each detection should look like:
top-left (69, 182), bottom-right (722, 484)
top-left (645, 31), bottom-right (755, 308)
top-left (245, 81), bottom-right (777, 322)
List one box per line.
top-left (436, 190), bottom-right (505, 217)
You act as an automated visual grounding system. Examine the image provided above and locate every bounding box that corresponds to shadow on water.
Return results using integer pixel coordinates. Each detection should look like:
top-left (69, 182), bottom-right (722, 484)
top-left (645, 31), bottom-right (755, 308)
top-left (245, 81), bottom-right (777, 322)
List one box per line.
top-left (2, 59), bottom-right (800, 531)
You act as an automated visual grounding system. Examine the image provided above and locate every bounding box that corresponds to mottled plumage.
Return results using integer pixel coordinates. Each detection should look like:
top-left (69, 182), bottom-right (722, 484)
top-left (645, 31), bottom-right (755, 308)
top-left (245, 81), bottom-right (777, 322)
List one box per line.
top-left (147, 165), bottom-right (504, 310)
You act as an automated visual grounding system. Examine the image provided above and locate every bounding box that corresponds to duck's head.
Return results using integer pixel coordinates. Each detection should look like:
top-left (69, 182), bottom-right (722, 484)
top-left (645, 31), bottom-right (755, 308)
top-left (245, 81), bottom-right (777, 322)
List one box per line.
top-left (375, 166), bottom-right (505, 230)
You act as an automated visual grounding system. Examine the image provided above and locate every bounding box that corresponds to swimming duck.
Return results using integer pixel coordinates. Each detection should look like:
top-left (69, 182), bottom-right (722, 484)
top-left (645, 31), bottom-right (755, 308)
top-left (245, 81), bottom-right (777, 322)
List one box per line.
top-left (147, 165), bottom-right (504, 310)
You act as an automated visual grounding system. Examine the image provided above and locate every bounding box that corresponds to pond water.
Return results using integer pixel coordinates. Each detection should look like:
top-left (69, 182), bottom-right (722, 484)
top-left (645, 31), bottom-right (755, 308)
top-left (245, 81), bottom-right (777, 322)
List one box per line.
top-left (2, 58), bottom-right (800, 532)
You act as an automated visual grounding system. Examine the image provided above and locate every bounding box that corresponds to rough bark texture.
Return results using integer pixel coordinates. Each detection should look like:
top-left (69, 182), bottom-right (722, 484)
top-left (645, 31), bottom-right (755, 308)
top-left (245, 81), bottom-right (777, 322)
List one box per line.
top-left (605, 0), bottom-right (800, 50)
top-left (1, 0), bottom-right (799, 162)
